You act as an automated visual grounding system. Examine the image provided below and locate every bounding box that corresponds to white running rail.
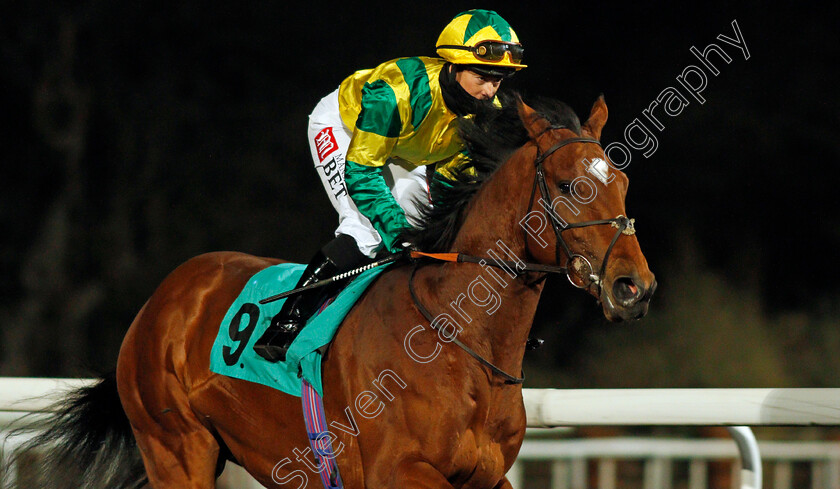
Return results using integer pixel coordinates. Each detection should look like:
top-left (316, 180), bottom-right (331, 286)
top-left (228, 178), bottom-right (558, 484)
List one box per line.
top-left (522, 388), bottom-right (840, 427)
top-left (2, 379), bottom-right (839, 489)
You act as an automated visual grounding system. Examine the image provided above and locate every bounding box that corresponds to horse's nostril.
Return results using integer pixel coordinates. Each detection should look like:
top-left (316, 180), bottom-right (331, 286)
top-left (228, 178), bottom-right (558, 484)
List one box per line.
top-left (613, 277), bottom-right (642, 304)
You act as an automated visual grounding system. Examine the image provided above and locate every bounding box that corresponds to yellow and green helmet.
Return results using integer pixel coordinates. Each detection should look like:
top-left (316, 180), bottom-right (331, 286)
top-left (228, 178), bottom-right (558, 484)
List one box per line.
top-left (436, 9), bottom-right (526, 75)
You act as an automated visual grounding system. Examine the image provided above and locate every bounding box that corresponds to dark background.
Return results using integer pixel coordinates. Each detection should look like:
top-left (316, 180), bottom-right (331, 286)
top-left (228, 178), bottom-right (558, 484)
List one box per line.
top-left (2, 1), bottom-right (838, 387)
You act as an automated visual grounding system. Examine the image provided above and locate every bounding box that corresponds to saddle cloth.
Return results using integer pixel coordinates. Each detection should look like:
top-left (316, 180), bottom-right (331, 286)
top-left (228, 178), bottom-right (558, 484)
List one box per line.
top-left (208, 262), bottom-right (389, 397)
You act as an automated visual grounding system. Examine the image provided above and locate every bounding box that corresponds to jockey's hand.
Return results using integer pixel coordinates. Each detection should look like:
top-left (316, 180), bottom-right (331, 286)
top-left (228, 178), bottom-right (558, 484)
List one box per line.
top-left (374, 241), bottom-right (415, 260)
top-left (396, 242), bottom-right (419, 262)
top-left (396, 241), bottom-right (417, 255)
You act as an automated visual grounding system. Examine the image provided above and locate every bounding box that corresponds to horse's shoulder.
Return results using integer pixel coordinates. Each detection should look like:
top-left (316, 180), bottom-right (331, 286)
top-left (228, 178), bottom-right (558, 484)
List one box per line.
top-left (365, 262), bottom-right (413, 295)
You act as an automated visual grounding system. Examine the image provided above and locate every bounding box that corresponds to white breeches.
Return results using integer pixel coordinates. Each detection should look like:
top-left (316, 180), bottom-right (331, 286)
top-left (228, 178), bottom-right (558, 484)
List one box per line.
top-left (307, 88), bottom-right (430, 257)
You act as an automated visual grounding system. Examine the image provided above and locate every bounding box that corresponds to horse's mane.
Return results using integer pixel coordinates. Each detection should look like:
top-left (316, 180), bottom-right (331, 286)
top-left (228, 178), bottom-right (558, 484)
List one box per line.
top-left (403, 92), bottom-right (582, 251)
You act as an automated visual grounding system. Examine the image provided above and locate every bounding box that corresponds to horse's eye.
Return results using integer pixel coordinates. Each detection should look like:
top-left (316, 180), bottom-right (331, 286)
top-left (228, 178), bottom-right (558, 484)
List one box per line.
top-left (558, 181), bottom-right (572, 194)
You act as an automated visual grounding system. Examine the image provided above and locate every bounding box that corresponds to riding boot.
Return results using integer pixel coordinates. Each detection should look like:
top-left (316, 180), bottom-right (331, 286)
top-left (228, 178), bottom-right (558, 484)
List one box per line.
top-left (253, 235), bottom-right (368, 362)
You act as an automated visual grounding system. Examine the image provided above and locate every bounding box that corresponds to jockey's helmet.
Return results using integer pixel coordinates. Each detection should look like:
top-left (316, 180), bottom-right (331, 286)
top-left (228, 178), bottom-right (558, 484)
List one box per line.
top-left (436, 9), bottom-right (527, 78)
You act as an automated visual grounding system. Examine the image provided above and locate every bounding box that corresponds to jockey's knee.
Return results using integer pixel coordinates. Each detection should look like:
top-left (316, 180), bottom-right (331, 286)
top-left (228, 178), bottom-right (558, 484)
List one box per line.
top-left (322, 234), bottom-right (369, 271)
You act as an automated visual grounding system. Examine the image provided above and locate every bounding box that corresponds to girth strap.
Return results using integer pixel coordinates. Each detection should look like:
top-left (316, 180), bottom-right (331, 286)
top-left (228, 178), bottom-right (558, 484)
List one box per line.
top-left (301, 379), bottom-right (344, 489)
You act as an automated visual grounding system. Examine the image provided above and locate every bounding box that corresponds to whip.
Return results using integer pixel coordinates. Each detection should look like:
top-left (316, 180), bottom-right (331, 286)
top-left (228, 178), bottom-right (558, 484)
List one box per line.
top-left (258, 253), bottom-right (405, 305)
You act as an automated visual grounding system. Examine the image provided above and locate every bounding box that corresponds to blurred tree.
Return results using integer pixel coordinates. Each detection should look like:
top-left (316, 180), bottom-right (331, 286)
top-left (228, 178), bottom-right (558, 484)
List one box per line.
top-left (1, 15), bottom-right (100, 375)
top-left (1, 1), bottom-right (837, 384)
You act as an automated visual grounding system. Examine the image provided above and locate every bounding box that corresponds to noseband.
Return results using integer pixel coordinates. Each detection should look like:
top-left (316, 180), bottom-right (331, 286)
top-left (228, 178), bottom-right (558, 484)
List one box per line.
top-left (527, 129), bottom-right (636, 293)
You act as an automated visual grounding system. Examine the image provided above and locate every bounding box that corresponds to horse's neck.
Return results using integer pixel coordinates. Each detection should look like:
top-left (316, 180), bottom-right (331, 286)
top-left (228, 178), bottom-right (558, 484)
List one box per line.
top-left (452, 145), bottom-right (535, 255)
top-left (422, 147), bottom-right (543, 373)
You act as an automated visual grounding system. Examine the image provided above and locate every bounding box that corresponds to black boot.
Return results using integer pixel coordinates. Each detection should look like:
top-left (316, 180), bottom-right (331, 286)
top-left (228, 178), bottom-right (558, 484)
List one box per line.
top-left (253, 251), bottom-right (339, 362)
top-left (253, 235), bottom-right (369, 362)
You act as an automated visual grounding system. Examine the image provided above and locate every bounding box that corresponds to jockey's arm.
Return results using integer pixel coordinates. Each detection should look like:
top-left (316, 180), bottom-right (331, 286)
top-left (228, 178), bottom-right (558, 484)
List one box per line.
top-left (344, 80), bottom-right (411, 253)
top-left (433, 150), bottom-right (472, 182)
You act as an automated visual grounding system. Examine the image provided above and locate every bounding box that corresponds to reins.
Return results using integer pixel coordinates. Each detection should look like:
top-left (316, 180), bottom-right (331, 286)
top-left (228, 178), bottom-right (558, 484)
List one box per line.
top-left (407, 263), bottom-right (525, 385)
top-left (409, 251), bottom-right (567, 275)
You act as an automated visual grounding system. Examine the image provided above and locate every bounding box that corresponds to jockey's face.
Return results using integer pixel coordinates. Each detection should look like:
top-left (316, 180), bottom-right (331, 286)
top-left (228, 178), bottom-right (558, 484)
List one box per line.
top-left (456, 69), bottom-right (502, 101)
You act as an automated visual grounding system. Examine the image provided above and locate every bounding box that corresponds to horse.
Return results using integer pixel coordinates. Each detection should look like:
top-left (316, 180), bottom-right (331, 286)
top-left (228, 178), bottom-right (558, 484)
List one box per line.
top-left (6, 95), bottom-right (655, 489)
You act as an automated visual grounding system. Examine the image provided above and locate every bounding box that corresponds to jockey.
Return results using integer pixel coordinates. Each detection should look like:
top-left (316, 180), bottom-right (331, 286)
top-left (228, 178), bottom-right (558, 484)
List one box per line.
top-left (254, 9), bottom-right (526, 362)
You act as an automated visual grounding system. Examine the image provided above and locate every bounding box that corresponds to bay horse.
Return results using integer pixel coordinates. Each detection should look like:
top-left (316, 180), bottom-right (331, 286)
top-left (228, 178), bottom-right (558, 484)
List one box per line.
top-left (7, 95), bottom-right (655, 489)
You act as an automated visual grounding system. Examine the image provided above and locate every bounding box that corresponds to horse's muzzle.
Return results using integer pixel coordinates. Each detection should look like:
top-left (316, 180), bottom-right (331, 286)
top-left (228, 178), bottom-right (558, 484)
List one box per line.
top-left (602, 275), bottom-right (657, 321)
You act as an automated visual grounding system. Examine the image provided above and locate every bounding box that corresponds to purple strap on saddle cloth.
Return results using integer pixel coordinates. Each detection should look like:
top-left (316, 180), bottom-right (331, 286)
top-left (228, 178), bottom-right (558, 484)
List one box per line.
top-left (301, 378), bottom-right (344, 489)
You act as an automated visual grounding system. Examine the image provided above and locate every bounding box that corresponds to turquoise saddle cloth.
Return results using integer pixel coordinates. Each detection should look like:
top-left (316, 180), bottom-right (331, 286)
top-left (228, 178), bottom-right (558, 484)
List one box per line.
top-left (209, 262), bottom-right (388, 397)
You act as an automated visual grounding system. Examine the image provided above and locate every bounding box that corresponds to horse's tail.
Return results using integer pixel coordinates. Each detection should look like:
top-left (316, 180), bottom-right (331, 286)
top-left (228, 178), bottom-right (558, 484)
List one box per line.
top-left (3, 372), bottom-right (147, 489)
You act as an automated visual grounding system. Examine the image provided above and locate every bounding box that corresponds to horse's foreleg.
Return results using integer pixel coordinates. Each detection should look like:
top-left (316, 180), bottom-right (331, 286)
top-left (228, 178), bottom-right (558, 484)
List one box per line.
top-left (386, 461), bottom-right (516, 489)
top-left (492, 476), bottom-right (515, 489)
top-left (376, 460), bottom-right (454, 489)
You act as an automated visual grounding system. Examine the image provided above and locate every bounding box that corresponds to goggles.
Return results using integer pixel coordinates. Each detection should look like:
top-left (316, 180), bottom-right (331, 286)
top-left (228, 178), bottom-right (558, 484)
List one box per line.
top-left (438, 40), bottom-right (525, 64)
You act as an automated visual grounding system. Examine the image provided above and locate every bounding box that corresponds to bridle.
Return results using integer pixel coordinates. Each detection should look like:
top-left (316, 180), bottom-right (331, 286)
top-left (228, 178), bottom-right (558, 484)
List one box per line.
top-left (527, 127), bottom-right (637, 293)
top-left (408, 125), bottom-right (637, 385)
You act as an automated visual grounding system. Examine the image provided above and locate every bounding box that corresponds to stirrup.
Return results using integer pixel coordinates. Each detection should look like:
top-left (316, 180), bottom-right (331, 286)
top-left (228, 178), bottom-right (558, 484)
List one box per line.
top-left (253, 340), bottom-right (293, 363)
top-left (254, 315), bottom-right (303, 362)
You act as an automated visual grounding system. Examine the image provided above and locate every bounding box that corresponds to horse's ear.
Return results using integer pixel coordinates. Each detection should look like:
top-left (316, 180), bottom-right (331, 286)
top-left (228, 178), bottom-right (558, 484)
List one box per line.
top-left (583, 94), bottom-right (608, 140)
top-left (517, 97), bottom-right (551, 141)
